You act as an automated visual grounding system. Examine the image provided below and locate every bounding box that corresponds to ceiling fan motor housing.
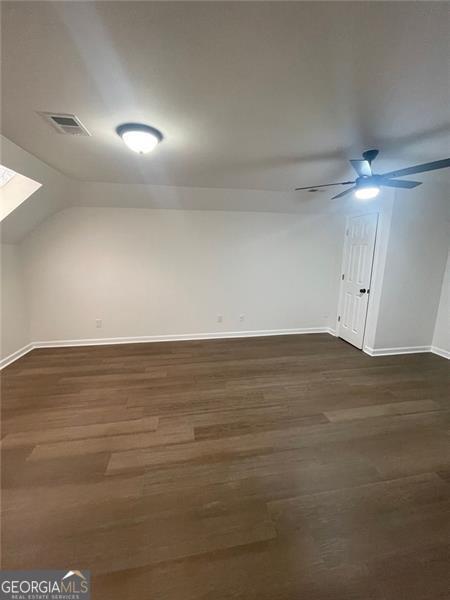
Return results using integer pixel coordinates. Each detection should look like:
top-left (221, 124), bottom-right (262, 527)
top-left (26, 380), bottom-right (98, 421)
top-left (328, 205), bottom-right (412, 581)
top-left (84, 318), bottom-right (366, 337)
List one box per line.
top-left (356, 174), bottom-right (381, 188)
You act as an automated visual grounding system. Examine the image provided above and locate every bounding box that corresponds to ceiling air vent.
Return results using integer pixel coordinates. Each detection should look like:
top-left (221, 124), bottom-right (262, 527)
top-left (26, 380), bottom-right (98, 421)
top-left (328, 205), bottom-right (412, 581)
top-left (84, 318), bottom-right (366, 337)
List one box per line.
top-left (39, 112), bottom-right (91, 136)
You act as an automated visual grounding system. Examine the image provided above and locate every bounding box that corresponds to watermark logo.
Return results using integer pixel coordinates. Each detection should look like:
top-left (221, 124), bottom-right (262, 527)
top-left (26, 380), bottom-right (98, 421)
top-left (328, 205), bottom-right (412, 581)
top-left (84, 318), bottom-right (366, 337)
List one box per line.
top-left (0, 569), bottom-right (90, 599)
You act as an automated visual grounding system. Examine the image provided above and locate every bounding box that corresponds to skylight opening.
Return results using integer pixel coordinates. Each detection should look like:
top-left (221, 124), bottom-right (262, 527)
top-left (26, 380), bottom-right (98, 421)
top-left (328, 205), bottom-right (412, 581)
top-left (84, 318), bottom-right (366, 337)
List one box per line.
top-left (0, 165), bottom-right (16, 188)
top-left (0, 164), bottom-right (42, 221)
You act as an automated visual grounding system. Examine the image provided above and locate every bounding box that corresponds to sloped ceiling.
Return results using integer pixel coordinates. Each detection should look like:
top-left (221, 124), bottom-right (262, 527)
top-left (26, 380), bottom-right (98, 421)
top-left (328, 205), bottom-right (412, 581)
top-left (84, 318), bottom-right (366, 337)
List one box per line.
top-left (2, 1), bottom-right (449, 191)
top-left (0, 136), bottom-right (76, 243)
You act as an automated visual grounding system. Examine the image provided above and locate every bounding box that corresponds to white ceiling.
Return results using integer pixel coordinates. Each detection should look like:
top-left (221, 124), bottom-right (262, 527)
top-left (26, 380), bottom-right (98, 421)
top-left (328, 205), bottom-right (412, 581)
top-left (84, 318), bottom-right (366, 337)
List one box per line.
top-left (2, 1), bottom-right (449, 190)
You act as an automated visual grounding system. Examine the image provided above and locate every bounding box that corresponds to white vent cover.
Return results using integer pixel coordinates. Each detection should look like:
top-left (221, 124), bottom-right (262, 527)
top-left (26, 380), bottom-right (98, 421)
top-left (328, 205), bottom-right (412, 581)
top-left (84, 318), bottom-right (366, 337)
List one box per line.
top-left (39, 112), bottom-right (91, 136)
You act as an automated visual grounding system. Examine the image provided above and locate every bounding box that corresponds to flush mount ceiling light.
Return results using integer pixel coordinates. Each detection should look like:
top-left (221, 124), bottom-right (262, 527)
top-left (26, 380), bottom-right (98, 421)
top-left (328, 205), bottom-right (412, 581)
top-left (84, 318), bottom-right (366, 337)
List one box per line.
top-left (116, 123), bottom-right (163, 154)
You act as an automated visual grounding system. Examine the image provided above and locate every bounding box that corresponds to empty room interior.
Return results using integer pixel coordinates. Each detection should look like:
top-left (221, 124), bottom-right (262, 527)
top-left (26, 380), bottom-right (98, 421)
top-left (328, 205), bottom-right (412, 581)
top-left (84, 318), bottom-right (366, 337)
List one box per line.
top-left (1, 1), bottom-right (449, 598)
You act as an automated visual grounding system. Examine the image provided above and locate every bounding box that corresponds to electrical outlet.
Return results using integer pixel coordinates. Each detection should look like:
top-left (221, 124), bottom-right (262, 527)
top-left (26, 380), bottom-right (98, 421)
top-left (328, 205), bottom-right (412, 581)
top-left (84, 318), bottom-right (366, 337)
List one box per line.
top-left (217, 314), bottom-right (223, 323)
top-left (239, 314), bottom-right (245, 322)
top-left (95, 319), bottom-right (102, 328)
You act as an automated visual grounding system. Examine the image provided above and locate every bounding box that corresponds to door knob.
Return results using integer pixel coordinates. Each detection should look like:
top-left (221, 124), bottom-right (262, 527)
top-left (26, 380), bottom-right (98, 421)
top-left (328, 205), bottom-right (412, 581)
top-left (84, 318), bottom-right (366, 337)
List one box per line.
top-left (359, 288), bottom-right (367, 294)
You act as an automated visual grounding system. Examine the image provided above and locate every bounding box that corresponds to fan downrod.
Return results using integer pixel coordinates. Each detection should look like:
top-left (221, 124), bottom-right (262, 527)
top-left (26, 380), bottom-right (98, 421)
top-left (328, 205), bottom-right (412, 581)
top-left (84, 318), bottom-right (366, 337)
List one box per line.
top-left (362, 149), bottom-right (379, 164)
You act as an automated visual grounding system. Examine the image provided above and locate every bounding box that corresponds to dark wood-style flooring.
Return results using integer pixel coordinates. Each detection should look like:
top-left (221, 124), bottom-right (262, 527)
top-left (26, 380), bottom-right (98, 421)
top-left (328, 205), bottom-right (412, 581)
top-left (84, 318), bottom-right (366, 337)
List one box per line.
top-left (1, 334), bottom-right (449, 599)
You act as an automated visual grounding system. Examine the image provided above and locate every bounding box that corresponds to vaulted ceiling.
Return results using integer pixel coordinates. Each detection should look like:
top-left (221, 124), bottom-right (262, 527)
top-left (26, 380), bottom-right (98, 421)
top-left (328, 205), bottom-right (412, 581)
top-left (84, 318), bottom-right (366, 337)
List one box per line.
top-left (2, 1), bottom-right (449, 190)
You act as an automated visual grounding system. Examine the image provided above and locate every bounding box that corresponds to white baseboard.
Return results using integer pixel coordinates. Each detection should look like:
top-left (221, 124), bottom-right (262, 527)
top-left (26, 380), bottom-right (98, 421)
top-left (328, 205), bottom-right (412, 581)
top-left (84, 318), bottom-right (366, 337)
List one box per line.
top-left (364, 344), bottom-right (449, 359)
top-left (0, 343), bottom-right (34, 370)
top-left (1, 327), bottom-right (331, 368)
top-left (32, 327), bottom-right (331, 349)
top-left (430, 345), bottom-right (450, 360)
top-left (364, 345), bottom-right (431, 357)
top-left (3, 330), bottom-right (446, 370)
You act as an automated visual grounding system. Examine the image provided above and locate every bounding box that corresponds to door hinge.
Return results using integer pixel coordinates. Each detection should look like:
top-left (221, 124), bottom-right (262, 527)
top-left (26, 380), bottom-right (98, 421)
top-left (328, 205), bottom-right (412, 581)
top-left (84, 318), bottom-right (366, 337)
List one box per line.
top-left (338, 316), bottom-right (341, 322)
top-left (341, 274), bottom-right (345, 280)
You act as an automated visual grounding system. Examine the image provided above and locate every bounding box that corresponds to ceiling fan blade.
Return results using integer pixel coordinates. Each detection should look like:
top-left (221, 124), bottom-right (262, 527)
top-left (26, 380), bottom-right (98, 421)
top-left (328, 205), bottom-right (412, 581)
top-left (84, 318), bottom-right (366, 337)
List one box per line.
top-left (350, 160), bottom-right (372, 177)
top-left (295, 181), bottom-right (354, 191)
top-left (381, 158), bottom-right (450, 179)
top-left (331, 187), bottom-right (355, 200)
top-left (382, 179), bottom-right (422, 189)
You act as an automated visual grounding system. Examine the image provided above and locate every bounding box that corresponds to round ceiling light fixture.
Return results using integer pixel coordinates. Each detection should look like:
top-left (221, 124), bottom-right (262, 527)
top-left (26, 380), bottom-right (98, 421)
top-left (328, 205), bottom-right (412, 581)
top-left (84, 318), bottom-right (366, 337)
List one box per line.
top-left (116, 123), bottom-right (163, 154)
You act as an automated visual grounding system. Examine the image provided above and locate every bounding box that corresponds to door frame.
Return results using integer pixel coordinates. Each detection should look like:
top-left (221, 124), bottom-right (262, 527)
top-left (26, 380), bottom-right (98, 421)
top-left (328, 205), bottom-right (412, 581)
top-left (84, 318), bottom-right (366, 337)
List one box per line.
top-left (335, 211), bottom-right (380, 350)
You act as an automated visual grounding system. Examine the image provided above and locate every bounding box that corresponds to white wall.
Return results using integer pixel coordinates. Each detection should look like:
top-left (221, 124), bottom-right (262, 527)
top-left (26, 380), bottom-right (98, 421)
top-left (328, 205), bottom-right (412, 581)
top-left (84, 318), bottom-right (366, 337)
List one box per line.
top-left (0, 244), bottom-right (29, 360)
top-left (78, 180), bottom-right (358, 216)
top-left (23, 206), bottom-right (343, 343)
top-left (372, 183), bottom-right (449, 350)
top-left (432, 243), bottom-right (449, 355)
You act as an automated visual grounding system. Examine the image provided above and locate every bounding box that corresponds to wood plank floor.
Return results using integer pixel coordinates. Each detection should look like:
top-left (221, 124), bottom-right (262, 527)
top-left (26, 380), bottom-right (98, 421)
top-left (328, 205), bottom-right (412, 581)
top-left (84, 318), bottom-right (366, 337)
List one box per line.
top-left (1, 334), bottom-right (449, 599)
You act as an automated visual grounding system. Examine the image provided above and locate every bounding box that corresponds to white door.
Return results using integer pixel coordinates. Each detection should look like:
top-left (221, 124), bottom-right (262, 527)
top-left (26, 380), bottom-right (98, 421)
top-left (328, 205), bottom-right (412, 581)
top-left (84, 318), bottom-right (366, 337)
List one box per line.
top-left (338, 213), bottom-right (378, 349)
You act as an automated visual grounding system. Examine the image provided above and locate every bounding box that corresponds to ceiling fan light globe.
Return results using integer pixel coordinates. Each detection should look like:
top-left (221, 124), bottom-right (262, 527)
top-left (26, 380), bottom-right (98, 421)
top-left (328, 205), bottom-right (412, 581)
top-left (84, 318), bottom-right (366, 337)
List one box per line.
top-left (355, 186), bottom-right (380, 200)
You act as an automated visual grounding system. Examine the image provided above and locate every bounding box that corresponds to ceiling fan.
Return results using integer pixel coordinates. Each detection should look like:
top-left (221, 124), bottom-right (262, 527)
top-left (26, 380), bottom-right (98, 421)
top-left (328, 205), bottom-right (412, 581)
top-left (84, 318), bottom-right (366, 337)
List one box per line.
top-left (295, 150), bottom-right (450, 200)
